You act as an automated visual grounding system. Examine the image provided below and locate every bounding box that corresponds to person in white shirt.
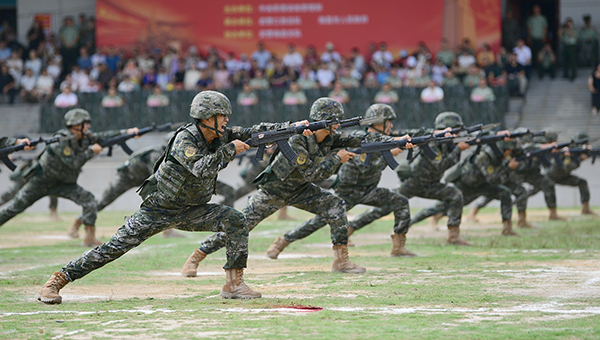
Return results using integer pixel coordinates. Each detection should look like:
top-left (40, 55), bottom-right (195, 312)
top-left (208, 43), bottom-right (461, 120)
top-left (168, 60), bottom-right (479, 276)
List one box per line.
top-left (420, 80), bottom-right (444, 103)
top-left (91, 47), bottom-right (107, 67)
top-left (24, 50), bottom-right (42, 76)
top-left (315, 62), bottom-right (335, 87)
top-left (282, 44), bottom-right (304, 71)
top-left (6, 50), bottom-right (23, 84)
top-left (183, 63), bottom-right (201, 91)
top-left (371, 42), bottom-right (394, 71)
top-left (19, 68), bottom-right (37, 102)
top-left (47, 59), bottom-right (61, 80)
top-left (251, 41), bottom-right (271, 69)
top-left (457, 50), bottom-right (477, 74)
top-left (117, 75), bottom-right (136, 92)
top-left (321, 42), bottom-right (341, 64)
top-left (34, 68), bottom-right (55, 101)
top-left (54, 86), bottom-right (78, 108)
top-left (513, 38), bottom-right (532, 78)
top-left (80, 79), bottom-right (100, 93)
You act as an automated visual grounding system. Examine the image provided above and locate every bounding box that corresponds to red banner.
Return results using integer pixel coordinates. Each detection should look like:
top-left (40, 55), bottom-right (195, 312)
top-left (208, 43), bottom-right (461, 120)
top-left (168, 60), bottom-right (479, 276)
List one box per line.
top-left (96, 0), bottom-right (500, 57)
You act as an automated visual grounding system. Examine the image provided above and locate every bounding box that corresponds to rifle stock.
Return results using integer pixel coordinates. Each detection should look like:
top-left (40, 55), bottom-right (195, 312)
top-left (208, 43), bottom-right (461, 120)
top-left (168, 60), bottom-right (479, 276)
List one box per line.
top-left (0, 136), bottom-right (63, 171)
top-left (100, 122), bottom-right (173, 156)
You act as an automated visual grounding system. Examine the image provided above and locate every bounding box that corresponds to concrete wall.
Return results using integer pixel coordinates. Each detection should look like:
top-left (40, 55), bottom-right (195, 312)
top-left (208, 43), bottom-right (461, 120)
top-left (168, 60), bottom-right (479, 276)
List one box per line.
top-left (16, 0), bottom-right (95, 45)
top-left (560, 0), bottom-right (600, 27)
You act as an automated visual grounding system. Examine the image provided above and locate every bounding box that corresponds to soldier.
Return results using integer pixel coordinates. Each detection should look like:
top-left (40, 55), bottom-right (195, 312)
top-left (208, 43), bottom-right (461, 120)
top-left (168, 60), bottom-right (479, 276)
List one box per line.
top-left (410, 138), bottom-right (520, 236)
top-left (265, 104), bottom-right (415, 259)
top-left (528, 131), bottom-right (597, 216)
top-left (37, 90), bottom-right (295, 304)
top-left (181, 97), bottom-right (369, 277)
top-left (352, 112), bottom-right (472, 245)
top-left (0, 109), bottom-right (138, 246)
top-left (0, 136), bottom-right (32, 148)
top-left (579, 15), bottom-right (599, 67)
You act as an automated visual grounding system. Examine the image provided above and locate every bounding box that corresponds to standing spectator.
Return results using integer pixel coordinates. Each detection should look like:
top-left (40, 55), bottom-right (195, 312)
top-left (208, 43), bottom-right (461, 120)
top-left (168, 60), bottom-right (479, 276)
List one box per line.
top-left (503, 9), bottom-right (520, 50)
top-left (505, 53), bottom-right (528, 96)
top-left (421, 80), bottom-right (444, 103)
top-left (470, 78), bottom-right (496, 102)
top-left (24, 50), bottom-right (42, 76)
top-left (270, 61), bottom-right (290, 88)
top-left (296, 67), bottom-right (317, 90)
top-left (321, 42), bottom-right (341, 66)
top-left (146, 85), bottom-right (170, 107)
top-left (79, 16), bottom-right (95, 53)
top-left (19, 68), bottom-right (38, 102)
top-left (282, 44), bottom-right (303, 71)
top-left (537, 43), bottom-right (556, 79)
top-left (0, 20), bottom-right (17, 49)
top-left (101, 86), bottom-right (125, 108)
top-left (117, 75), bottom-right (137, 92)
top-left (34, 68), bottom-right (55, 102)
top-left (237, 83), bottom-right (258, 106)
top-left (527, 4), bottom-right (548, 68)
top-left (248, 69), bottom-right (269, 90)
top-left (212, 61), bottom-right (230, 89)
top-left (77, 47), bottom-right (92, 70)
top-left (588, 63), bottom-right (600, 115)
top-left (105, 46), bottom-right (121, 74)
top-left (0, 64), bottom-right (16, 104)
top-left (251, 41), bottom-right (271, 70)
top-left (26, 20), bottom-right (44, 54)
top-left (579, 15), bottom-right (599, 67)
top-left (282, 82), bottom-right (307, 105)
top-left (58, 16), bottom-right (79, 77)
top-left (477, 43), bottom-right (495, 67)
top-left (0, 39), bottom-right (11, 62)
top-left (559, 18), bottom-right (578, 80)
top-left (513, 39), bottom-right (532, 78)
top-left (374, 82), bottom-right (399, 103)
top-left (53, 86), bottom-right (78, 108)
top-left (371, 42), bottom-right (394, 71)
top-left (328, 81), bottom-right (350, 104)
top-left (183, 63), bottom-right (201, 90)
top-left (315, 62), bottom-right (335, 88)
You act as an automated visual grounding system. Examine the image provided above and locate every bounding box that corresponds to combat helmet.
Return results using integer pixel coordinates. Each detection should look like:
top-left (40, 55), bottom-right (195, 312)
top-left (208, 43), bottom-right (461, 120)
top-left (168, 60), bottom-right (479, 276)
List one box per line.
top-left (573, 131), bottom-right (589, 142)
top-left (497, 139), bottom-right (518, 151)
top-left (189, 91), bottom-right (232, 120)
top-left (434, 111), bottom-right (463, 129)
top-left (63, 109), bottom-right (91, 127)
top-left (309, 97), bottom-right (344, 121)
top-left (364, 104), bottom-right (397, 125)
top-left (513, 127), bottom-right (533, 147)
top-left (533, 128), bottom-right (558, 144)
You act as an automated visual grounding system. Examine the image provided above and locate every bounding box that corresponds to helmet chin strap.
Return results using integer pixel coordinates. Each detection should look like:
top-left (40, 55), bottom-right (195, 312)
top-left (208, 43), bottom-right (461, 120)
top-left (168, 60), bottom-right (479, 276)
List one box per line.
top-left (369, 121), bottom-right (390, 135)
top-left (198, 116), bottom-right (224, 138)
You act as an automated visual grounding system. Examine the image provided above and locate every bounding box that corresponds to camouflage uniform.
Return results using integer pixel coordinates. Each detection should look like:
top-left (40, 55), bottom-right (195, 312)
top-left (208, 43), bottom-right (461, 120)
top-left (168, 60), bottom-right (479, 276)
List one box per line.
top-left (0, 159), bottom-right (59, 210)
top-left (0, 136), bottom-right (16, 148)
top-left (528, 153), bottom-right (590, 203)
top-left (474, 170), bottom-right (529, 212)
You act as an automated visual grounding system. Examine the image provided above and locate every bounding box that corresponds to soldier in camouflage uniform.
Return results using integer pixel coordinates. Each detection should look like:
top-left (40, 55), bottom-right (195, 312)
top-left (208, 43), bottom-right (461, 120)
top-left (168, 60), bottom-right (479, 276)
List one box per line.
top-left (265, 104), bottom-right (415, 259)
top-left (37, 91), bottom-right (297, 304)
top-left (0, 109), bottom-right (137, 246)
top-left (410, 138), bottom-right (521, 236)
top-left (527, 131), bottom-right (597, 216)
top-left (181, 98), bottom-right (369, 277)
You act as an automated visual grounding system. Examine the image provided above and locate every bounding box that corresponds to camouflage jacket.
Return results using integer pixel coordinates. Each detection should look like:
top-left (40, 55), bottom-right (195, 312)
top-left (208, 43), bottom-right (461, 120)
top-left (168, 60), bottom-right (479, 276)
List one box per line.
top-left (456, 145), bottom-right (510, 188)
top-left (118, 143), bottom-right (167, 181)
top-left (337, 131), bottom-right (394, 189)
top-left (38, 128), bottom-right (124, 184)
top-left (262, 130), bottom-right (365, 192)
top-left (542, 153), bottom-right (582, 181)
top-left (154, 122), bottom-right (289, 206)
top-left (0, 136), bottom-right (16, 148)
top-left (410, 143), bottom-right (462, 183)
top-left (516, 144), bottom-right (544, 175)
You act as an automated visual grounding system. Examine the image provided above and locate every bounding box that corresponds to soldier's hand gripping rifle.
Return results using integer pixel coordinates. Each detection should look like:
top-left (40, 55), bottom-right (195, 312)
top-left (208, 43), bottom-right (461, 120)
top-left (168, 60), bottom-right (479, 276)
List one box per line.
top-left (515, 138), bottom-right (589, 167)
top-left (100, 122), bottom-right (174, 156)
top-left (467, 129), bottom-right (546, 158)
top-left (243, 116), bottom-right (380, 163)
top-left (0, 136), bottom-right (63, 171)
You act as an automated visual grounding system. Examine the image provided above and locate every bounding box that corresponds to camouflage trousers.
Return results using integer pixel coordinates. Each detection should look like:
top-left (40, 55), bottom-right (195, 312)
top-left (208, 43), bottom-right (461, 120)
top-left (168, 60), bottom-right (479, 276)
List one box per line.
top-left (216, 181), bottom-right (236, 207)
top-left (0, 177), bottom-right (58, 209)
top-left (0, 174), bottom-right (96, 226)
top-left (61, 190), bottom-right (249, 282)
top-left (198, 182), bottom-right (349, 254)
top-left (529, 174), bottom-right (590, 204)
top-left (411, 182), bottom-right (513, 224)
top-left (475, 181), bottom-right (528, 212)
top-left (523, 172), bottom-right (557, 208)
top-left (284, 184), bottom-right (410, 243)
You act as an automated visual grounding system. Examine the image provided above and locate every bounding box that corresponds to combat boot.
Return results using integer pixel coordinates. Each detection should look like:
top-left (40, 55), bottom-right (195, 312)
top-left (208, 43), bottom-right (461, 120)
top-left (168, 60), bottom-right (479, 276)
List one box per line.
top-left (447, 226), bottom-right (471, 246)
top-left (466, 207), bottom-right (480, 222)
top-left (181, 249), bottom-right (207, 277)
top-left (331, 245), bottom-right (366, 273)
top-left (220, 268), bottom-right (262, 299)
top-left (67, 219), bottom-right (82, 238)
top-left (516, 211), bottom-right (535, 228)
top-left (266, 236), bottom-right (290, 259)
top-left (501, 220), bottom-right (519, 236)
top-left (548, 208), bottom-right (566, 221)
top-left (390, 233), bottom-right (417, 257)
top-left (347, 226), bottom-right (356, 247)
top-left (582, 202), bottom-right (598, 216)
top-left (82, 225), bottom-right (102, 247)
top-left (49, 207), bottom-right (59, 221)
top-left (37, 271), bottom-right (69, 304)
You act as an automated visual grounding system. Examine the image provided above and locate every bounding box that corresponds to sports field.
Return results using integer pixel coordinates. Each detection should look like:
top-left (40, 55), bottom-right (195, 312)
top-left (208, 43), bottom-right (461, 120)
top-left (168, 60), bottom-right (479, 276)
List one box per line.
top-left (1, 207), bottom-right (599, 339)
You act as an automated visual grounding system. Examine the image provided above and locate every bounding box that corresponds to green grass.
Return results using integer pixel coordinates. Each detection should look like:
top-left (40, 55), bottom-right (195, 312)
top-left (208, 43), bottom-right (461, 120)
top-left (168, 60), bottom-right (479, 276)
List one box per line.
top-left (1, 207), bottom-right (600, 339)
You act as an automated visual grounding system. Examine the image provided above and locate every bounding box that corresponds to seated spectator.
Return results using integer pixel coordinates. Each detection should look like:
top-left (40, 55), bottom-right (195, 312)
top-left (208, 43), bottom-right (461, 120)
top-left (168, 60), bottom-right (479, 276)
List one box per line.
top-left (482, 56), bottom-right (503, 82)
top-left (371, 41), bottom-right (394, 72)
top-left (117, 75), bottom-right (137, 92)
top-left (328, 81), bottom-right (350, 104)
top-left (470, 78), bottom-right (496, 102)
top-left (77, 47), bottom-right (92, 70)
top-left (442, 69), bottom-right (461, 86)
top-left (137, 50), bottom-right (155, 74)
top-left (463, 65), bottom-right (484, 87)
top-left (173, 59), bottom-right (186, 90)
top-left (321, 42), bottom-right (342, 66)
top-left (513, 38), bottom-right (532, 78)
top-left (410, 67), bottom-right (432, 87)
top-left (457, 50), bottom-right (476, 74)
top-left (101, 86), bottom-right (125, 107)
top-left (24, 49), bottom-right (42, 76)
top-left (142, 68), bottom-right (157, 90)
top-left (296, 67), bottom-right (317, 90)
top-left (504, 53), bottom-right (528, 96)
top-left (54, 86), bottom-right (78, 108)
top-left (430, 59), bottom-right (448, 85)
top-left (496, 46), bottom-right (509, 67)
top-left (0, 63), bottom-right (17, 104)
top-left (282, 82), bottom-right (307, 105)
top-left (19, 68), bottom-right (38, 103)
top-left (0, 40), bottom-right (11, 62)
top-left (197, 69), bottom-right (215, 91)
top-left (46, 59), bottom-right (61, 80)
top-left (183, 63), bottom-right (201, 91)
top-left (315, 62), bottom-right (335, 88)
top-left (248, 69), bottom-right (270, 90)
top-left (270, 61), bottom-right (290, 88)
top-left (237, 83), bottom-right (259, 106)
top-left (225, 52), bottom-right (240, 74)
top-left (34, 68), bottom-right (55, 102)
top-left (6, 50), bottom-right (23, 84)
top-left (282, 43), bottom-right (303, 71)
top-left (122, 58), bottom-right (142, 84)
top-left (363, 71), bottom-right (380, 88)
top-left (304, 45), bottom-right (319, 69)
top-left (156, 66), bottom-right (170, 90)
top-left (350, 47), bottom-right (366, 73)
top-left (374, 82), bottom-right (399, 103)
top-left (337, 66), bottom-right (360, 88)
top-left (59, 74), bottom-right (78, 92)
top-left (146, 85), bottom-right (170, 107)
top-left (476, 43), bottom-right (495, 67)
top-left (460, 38), bottom-right (476, 55)
top-left (420, 80), bottom-right (444, 103)
top-left (97, 63), bottom-right (114, 90)
top-left (386, 65), bottom-right (404, 88)
top-left (436, 38), bottom-right (456, 67)
top-left (537, 43), bottom-right (556, 79)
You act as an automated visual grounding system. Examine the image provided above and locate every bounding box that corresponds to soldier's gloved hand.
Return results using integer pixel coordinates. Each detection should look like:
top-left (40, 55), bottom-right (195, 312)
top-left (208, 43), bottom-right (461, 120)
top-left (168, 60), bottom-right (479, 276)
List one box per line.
top-left (232, 140), bottom-right (250, 154)
top-left (127, 127), bottom-right (141, 138)
top-left (457, 142), bottom-right (470, 151)
top-left (508, 158), bottom-right (519, 169)
top-left (336, 150), bottom-right (356, 163)
top-left (16, 138), bottom-right (35, 150)
top-left (91, 143), bottom-right (103, 154)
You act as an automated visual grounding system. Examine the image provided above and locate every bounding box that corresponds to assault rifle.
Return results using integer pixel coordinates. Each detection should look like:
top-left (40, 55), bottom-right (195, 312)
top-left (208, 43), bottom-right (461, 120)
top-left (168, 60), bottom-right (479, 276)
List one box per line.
top-left (516, 138), bottom-right (590, 167)
top-left (548, 146), bottom-right (600, 166)
top-left (243, 116), bottom-right (380, 163)
top-left (350, 135), bottom-right (475, 170)
top-left (0, 136), bottom-right (64, 171)
top-left (100, 122), bottom-right (175, 156)
top-left (467, 129), bottom-right (546, 157)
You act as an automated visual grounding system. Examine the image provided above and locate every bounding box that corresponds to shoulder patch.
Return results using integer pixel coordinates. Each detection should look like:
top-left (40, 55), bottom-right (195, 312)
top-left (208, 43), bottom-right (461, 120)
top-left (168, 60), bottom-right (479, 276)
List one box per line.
top-left (184, 146), bottom-right (198, 158)
top-left (297, 153), bottom-right (307, 165)
top-left (486, 165), bottom-right (494, 174)
top-left (359, 153), bottom-right (367, 162)
top-left (435, 151), bottom-right (442, 161)
top-left (563, 157), bottom-right (571, 166)
top-left (63, 146), bottom-right (72, 156)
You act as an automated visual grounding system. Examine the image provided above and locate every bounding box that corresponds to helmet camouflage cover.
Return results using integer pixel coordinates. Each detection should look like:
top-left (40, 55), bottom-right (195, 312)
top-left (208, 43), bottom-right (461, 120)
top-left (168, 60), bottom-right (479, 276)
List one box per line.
top-left (63, 108), bottom-right (91, 127)
top-left (572, 131), bottom-right (589, 142)
top-left (534, 129), bottom-right (558, 144)
top-left (434, 111), bottom-right (463, 129)
top-left (309, 97), bottom-right (344, 121)
top-left (189, 90), bottom-right (232, 119)
top-left (497, 139), bottom-right (517, 151)
top-left (513, 127), bottom-right (533, 147)
top-left (364, 104), bottom-right (397, 125)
